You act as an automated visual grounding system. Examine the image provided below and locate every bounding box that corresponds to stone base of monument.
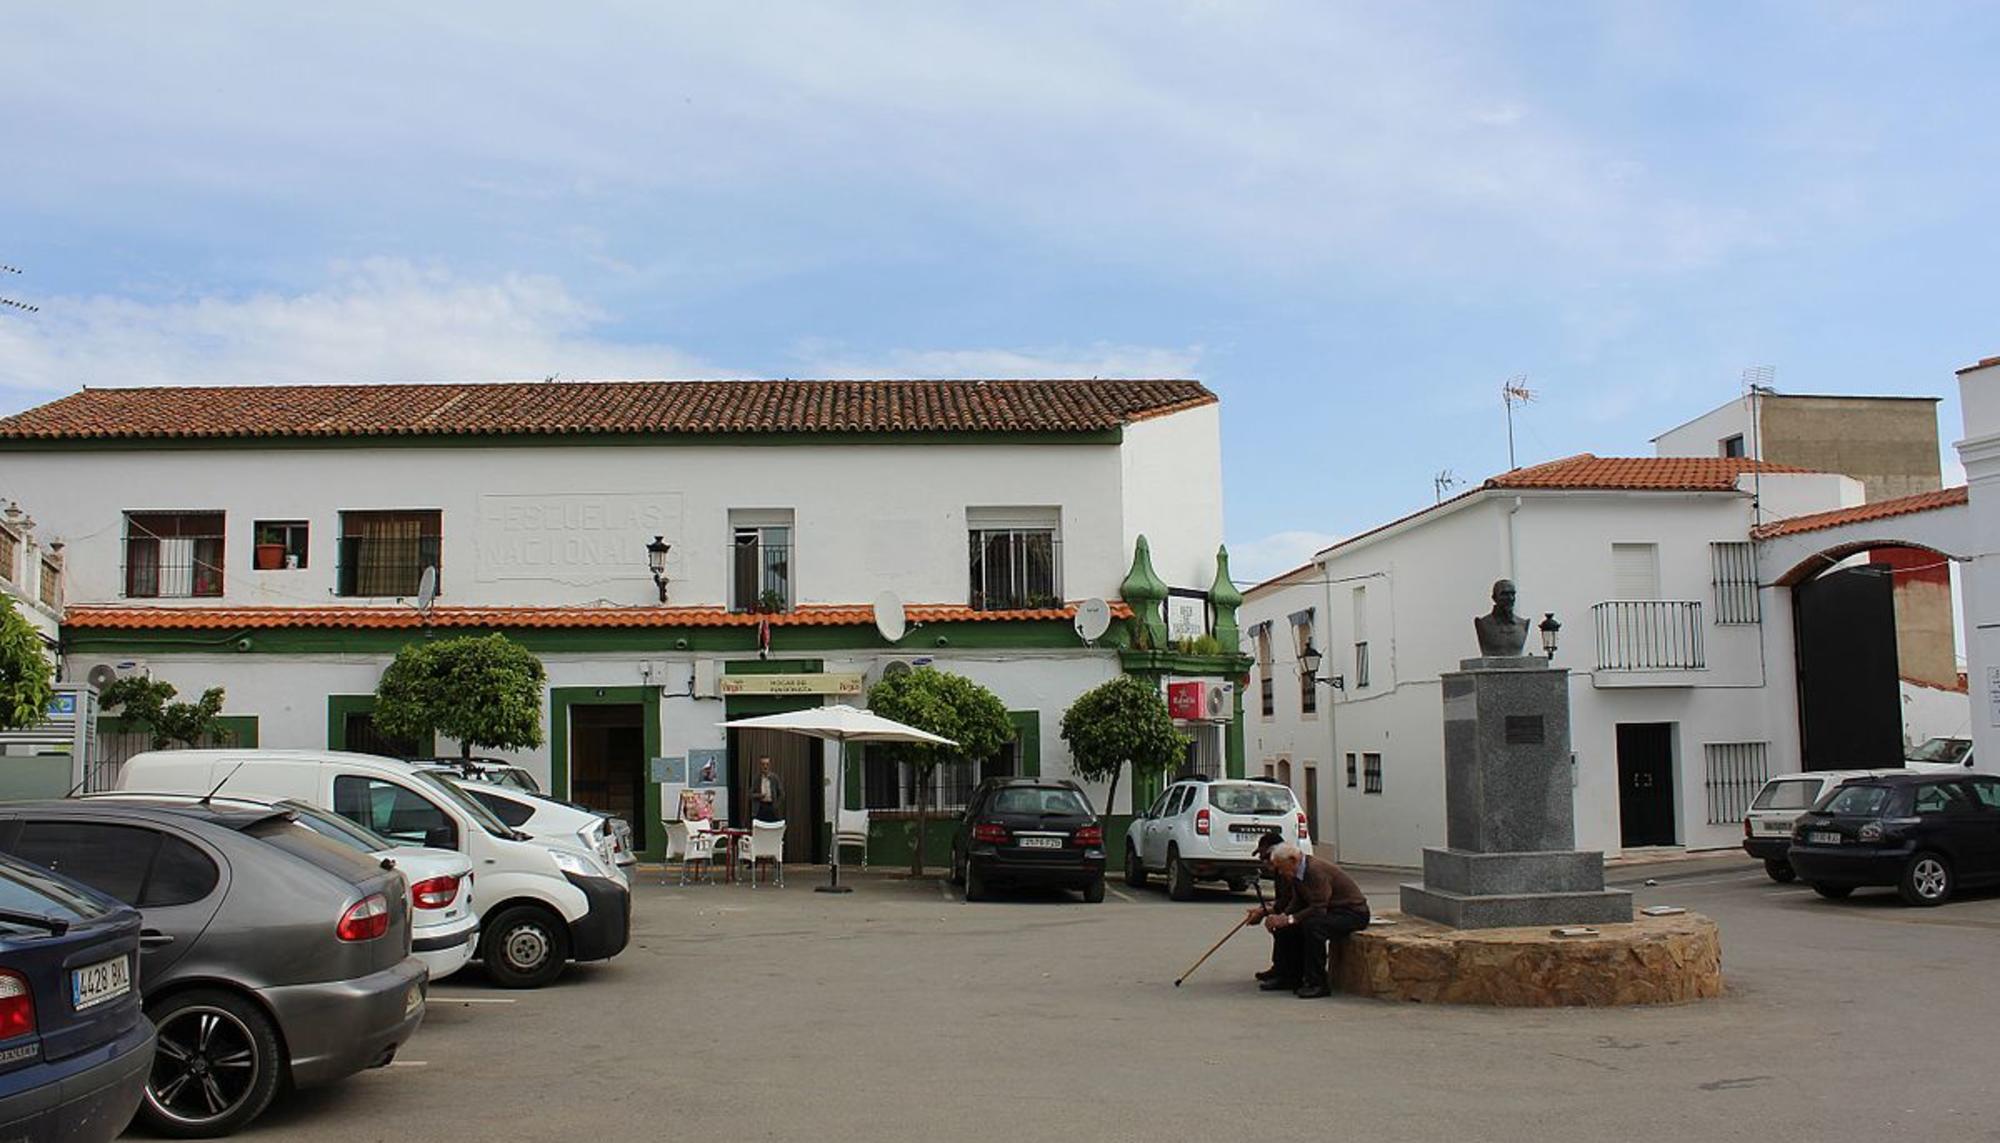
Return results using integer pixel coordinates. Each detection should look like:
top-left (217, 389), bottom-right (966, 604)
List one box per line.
top-left (1330, 912), bottom-right (1723, 1007)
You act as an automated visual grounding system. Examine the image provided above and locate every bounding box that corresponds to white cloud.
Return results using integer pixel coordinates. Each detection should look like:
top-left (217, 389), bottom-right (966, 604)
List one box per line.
top-left (1228, 529), bottom-right (1342, 585)
top-left (0, 260), bottom-right (720, 399)
top-left (790, 340), bottom-right (1201, 380)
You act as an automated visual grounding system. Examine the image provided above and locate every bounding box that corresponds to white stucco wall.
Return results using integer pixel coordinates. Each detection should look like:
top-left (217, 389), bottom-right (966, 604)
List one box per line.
top-left (1955, 359), bottom-right (2000, 770)
top-left (1655, 398), bottom-right (1757, 458)
top-left (1119, 403), bottom-right (1226, 592)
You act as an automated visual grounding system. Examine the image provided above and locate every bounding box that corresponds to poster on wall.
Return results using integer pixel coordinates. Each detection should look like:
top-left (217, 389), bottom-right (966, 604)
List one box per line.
top-left (678, 788), bottom-right (720, 823)
top-left (688, 749), bottom-right (727, 789)
top-left (1165, 589), bottom-right (1209, 644)
top-left (652, 756), bottom-right (687, 784)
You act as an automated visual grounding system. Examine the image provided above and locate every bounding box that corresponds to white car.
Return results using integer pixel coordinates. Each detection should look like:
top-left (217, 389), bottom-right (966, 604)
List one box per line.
top-left (435, 777), bottom-right (634, 884)
top-left (1741, 769), bottom-right (1904, 882)
top-left (1125, 777), bottom-right (1309, 900)
top-left (81, 792), bottom-right (481, 981)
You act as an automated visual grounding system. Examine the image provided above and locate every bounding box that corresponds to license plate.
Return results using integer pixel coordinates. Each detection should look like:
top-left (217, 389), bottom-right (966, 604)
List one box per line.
top-left (1761, 820), bottom-right (1793, 834)
top-left (1808, 831), bottom-right (1841, 845)
top-left (72, 954), bottom-right (131, 1011)
top-left (1018, 836), bottom-right (1061, 849)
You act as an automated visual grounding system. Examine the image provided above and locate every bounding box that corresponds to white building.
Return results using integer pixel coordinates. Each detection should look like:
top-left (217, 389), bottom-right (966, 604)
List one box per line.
top-left (0, 499), bottom-right (63, 647)
top-left (0, 379), bottom-right (1252, 862)
top-left (1955, 354), bottom-right (2000, 768)
top-left (1242, 454), bottom-right (1871, 866)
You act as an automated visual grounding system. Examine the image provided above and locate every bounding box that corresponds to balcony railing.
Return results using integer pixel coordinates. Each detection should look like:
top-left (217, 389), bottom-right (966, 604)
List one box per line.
top-left (337, 536), bottom-right (441, 598)
top-left (968, 531), bottom-right (1062, 611)
top-left (1592, 600), bottom-right (1705, 671)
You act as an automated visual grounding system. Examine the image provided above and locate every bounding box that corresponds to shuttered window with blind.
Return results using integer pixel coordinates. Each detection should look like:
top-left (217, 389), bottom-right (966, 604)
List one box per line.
top-left (1611, 543), bottom-right (1660, 600)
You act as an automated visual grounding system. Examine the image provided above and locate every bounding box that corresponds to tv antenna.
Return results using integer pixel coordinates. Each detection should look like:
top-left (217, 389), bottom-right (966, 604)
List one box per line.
top-left (0, 263), bottom-right (37, 315)
top-left (1433, 469), bottom-right (1459, 504)
top-left (1501, 376), bottom-right (1535, 470)
top-left (1742, 365), bottom-right (1776, 526)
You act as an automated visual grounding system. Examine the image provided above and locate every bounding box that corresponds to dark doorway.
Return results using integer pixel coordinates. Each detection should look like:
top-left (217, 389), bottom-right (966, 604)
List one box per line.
top-left (345, 712), bottom-right (420, 759)
top-left (571, 704), bottom-right (647, 851)
top-left (1794, 563), bottom-right (1903, 770)
top-left (1616, 723), bottom-right (1677, 848)
top-left (727, 728), bottom-right (821, 863)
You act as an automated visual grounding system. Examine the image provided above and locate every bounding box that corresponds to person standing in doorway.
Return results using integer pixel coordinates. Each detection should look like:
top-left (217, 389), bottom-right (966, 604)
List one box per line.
top-left (752, 756), bottom-right (786, 823)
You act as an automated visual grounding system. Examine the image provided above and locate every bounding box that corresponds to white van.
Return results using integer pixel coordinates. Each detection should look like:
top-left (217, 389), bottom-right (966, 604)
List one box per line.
top-left (117, 749), bottom-right (631, 988)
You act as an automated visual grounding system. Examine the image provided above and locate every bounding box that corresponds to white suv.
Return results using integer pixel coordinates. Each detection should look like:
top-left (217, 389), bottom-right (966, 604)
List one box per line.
top-left (1125, 777), bottom-right (1308, 900)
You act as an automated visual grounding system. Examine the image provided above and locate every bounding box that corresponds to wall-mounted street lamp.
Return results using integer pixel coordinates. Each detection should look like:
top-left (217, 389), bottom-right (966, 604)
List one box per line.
top-left (1538, 612), bottom-right (1561, 660)
top-left (1299, 642), bottom-right (1345, 692)
top-left (646, 535), bottom-right (672, 603)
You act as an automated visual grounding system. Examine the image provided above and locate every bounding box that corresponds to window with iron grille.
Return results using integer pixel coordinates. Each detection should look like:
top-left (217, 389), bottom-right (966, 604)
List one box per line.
top-left (338, 510), bottom-right (441, 598)
top-left (1299, 668), bottom-right (1317, 714)
top-left (37, 556), bottom-right (59, 610)
top-left (1255, 624), bottom-right (1274, 718)
top-left (1703, 741), bottom-right (1770, 825)
top-left (863, 744), bottom-right (1017, 812)
top-left (0, 528), bottom-right (15, 583)
top-left (967, 528), bottom-right (1060, 610)
top-left (1362, 752), bottom-right (1382, 795)
top-left (731, 518), bottom-right (792, 612)
top-left (1354, 641), bottom-right (1370, 689)
top-left (1346, 752), bottom-right (1357, 788)
top-left (1710, 542), bottom-right (1759, 624)
top-left (123, 512), bottom-right (225, 598)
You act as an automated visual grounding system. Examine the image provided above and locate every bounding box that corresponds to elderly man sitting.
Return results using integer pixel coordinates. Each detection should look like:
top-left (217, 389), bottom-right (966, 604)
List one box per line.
top-left (1243, 841), bottom-right (1370, 999)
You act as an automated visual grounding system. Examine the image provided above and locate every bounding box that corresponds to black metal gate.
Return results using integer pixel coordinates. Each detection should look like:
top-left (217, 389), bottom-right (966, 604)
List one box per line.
top-left (1793, 563), bottom-right (1903, 770)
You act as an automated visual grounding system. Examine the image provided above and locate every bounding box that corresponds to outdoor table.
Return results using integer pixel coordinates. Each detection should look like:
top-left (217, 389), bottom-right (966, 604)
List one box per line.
top-left (716, 827), bottom-right (750, 884)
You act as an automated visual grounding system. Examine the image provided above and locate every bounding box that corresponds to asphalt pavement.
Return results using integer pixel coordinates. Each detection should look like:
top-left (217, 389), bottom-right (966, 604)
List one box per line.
top-left (229, 855), bottom-right (2000, 1143)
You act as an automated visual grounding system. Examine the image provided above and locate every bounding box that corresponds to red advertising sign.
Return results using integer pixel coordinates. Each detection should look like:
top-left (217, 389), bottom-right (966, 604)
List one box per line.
top-left (1165, 680), bottom-right (1203, 722)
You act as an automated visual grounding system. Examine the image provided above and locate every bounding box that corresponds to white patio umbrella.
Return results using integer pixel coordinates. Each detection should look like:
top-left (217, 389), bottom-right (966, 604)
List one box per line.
top-left (718, 704), bottom-right (957, 893)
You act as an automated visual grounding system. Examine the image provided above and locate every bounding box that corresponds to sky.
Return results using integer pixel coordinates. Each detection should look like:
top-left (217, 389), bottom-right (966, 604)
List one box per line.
top-left (3, 2), bottom-right (1997, 583)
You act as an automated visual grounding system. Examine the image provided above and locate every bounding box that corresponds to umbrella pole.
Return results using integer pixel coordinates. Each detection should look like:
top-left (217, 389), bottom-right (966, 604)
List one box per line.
top-left (816, 732), bottom-right (854, 894)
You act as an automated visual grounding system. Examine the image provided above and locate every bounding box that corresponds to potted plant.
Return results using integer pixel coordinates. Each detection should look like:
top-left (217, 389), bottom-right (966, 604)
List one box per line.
top-left (757, 588), bottom-right (787, 614)
top-left (253, 526), bottom-right (286, 570)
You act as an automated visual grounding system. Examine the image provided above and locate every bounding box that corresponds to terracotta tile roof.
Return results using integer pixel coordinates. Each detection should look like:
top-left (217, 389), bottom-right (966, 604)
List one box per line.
top-left (62, 602), bottom-right (1133, 631)
top-left (1956, 354), bottom-right (2000, 375)
top-left (1751, 486), bottom-right (1968, 540)
top-left (1486, 453), bottom-right (1813, 492)
top-left (0, 380), bottom-right (1215, 442)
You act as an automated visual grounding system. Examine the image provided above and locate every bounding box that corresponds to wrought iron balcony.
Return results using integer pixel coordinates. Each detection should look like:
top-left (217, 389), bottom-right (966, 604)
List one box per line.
top-left (1592, 600), bottom-right (1705, 671)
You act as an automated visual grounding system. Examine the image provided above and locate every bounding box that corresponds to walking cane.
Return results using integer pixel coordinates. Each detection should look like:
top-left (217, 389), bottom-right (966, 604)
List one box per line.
top-left (1174, 873), bottom-right (1271, 988)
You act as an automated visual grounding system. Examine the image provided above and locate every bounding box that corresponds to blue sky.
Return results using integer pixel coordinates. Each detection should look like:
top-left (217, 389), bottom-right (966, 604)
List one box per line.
top-left (4, 3), bottom-right (1996, 581)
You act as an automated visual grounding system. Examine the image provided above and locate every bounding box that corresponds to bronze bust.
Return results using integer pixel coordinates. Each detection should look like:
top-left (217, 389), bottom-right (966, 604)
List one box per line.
top-left (1474, 579), bottom-right (1532, 657)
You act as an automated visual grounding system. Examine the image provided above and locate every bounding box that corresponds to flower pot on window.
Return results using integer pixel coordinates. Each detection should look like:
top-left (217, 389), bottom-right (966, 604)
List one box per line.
top-left (254, 542), bottom-right (286, 570)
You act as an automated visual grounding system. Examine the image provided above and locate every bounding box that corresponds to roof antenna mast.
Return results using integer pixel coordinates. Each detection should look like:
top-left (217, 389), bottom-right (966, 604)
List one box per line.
top-left (1501, 376), bottom-right (1535, 470)
top-left (1742, 365), bottom-right (1776, 525)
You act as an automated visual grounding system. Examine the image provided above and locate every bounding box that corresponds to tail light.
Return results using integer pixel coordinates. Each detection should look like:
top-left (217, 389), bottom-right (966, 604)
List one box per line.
top-left (1195, 808), bottom-right (1211, 836)
top-left (337, 893), bottom-right (391, 942)
top-left (972, 823), bottom-right (1010, 844)
top-left (409, 875), bottom-right (462, 910)
top-left (0, 973), bottom-right (33, 1040)
top-left (1073, 824), bottom-right (1103, 847)
top-left (1743, 818), bottom-right (1752, 838)
top-left (1297, 812), bottom-right (1310, 841)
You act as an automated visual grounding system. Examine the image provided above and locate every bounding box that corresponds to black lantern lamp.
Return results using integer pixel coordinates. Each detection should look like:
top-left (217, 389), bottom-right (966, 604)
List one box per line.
top-left (646, 536), bottom-right (671, 603)
top-left (1538, 612), bottom-right (1561, 660)
top-left (1300, 641), bottom-right (1344, 691)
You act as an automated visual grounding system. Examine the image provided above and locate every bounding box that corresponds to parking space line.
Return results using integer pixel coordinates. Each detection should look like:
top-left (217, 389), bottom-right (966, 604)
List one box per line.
top-left (430, 996), bottom-right (518, 1005)
top-left (1109, 888), bottom-right (1137, 903)
top-left (388, 1060), bottom-right (428, 1067)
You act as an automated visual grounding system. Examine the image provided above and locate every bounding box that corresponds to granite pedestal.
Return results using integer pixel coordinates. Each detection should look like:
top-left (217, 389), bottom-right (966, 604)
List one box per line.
top-left (1399, 655), bottom-right (1632, 929)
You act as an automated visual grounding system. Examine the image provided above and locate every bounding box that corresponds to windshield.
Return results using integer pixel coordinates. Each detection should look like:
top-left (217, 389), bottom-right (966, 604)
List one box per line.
top-left (1820, 784), bottom-right (1901, 817)
top-left (989, 787), bottom-right (1093, 816)
top-left (413, 769), bottom-right (514, 838)
top-left (1209, 784), bottom-right (1298, 815)
top-left (1907, 738), bottom-right (1971, 765)
top-left (280, 799), bottom-right (394, 853)
top-left (493, 768), bottom-right (540, 793)
top-left (1752, 779), bottom-right (1824, 811)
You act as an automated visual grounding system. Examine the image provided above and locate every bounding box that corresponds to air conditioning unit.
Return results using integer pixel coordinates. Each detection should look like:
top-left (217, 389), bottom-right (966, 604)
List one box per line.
top-left (84, 659), bottom-right (148, 692)
top-left (1201, 680), bottom-right (1236, 722)
top-left (867, 656), bottom-right (933, 686)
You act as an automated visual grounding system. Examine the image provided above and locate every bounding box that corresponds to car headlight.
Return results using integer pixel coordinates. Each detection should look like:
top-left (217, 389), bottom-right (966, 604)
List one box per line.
top-left (549, 846), bottom-right (609, 879)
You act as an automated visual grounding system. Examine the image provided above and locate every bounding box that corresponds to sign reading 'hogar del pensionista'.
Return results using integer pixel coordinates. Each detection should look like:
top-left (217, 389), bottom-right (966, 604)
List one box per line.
top-left (476, 493), bottom-right (685, 582)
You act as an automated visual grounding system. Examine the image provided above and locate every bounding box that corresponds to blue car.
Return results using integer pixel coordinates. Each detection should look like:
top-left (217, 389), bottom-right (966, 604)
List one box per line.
top-left (0, 851), bottom-right (155, 1142)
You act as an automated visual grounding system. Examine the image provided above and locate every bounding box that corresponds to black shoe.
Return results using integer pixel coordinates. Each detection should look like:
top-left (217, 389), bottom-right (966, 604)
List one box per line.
top-left (1294, 983), bottom-right (1331, 999)
top-left (1259, 979), bottom-right (1301, 992)
top-left (1254, 968), bottom-right (1280, 982)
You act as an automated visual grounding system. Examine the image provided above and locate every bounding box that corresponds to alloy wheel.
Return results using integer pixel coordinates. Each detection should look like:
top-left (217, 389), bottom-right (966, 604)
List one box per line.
top-left (148, 1006), bottom-right (260, 1128)
top-left (1913, 858), bottom-right (1949, 900)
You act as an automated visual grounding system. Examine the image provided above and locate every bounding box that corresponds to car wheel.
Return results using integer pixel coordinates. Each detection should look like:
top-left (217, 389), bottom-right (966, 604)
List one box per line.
top-left (949, 846), bottom-right (966, 886)
top-left (141, 988), bottom-right (284, 1139)
top-left (1082, 877), bottom-right (1106, 904)
top-left (1167, 847), bottom-right (1195, 901)
top-left (481, 904), bottom-right (571, 989)
top-left (1809, 883), bottom-right (1854, 900)
top-left (1764, 859), bottom-right (1796, 884)
top-left (965, 859), bottom-right (988, 902)
top-left (1124, 845), bottom-right (1149, 889)
top-left (1225, 877), bottom-right (1250, 893)
top-left (1899, 851), bottom-right (1954, 907)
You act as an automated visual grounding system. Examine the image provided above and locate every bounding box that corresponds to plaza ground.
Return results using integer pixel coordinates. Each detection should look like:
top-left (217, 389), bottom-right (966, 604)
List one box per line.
top-left (231, 856), bottom-right (1997, 1143)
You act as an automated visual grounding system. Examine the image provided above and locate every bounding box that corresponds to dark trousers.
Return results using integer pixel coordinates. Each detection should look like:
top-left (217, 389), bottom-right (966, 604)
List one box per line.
top-left (752, 800), bottom-right (780, 823)
top-left (1270, 907), bottom-right (1370, 987)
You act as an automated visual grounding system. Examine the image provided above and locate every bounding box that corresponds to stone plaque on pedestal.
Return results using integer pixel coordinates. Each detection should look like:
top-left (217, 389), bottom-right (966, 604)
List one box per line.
top-left (1401, 655), bottom-right (1633, 929)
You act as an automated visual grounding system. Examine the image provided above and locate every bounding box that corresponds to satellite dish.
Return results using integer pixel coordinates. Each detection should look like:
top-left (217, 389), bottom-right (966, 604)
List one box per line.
top-left (1074, 598), bottom-right (1112, 643)
top-left (416, 566), bottom-right (438, 619)
top-left (873, 592), bottom-right (907, 643)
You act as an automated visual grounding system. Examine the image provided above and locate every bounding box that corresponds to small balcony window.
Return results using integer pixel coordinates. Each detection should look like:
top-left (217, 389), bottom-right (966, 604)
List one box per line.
top-left (732, 523), bottom-right (792, 612)
top-left (37, 556), bottom-right (59, 610)
top-left (254, 520), bottom-right (310, 570)
top-left (338, 510), bottom-right (441, 598)
top-left (0, 527), bottom-right (15, 583)
top-left (124, 512), bottom-right (225, 598)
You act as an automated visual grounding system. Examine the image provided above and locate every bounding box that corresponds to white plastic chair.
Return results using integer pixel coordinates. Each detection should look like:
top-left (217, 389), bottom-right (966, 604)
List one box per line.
top-left (662, 820), bottom-right (689, 886)
top-left (681, 820), bottom-right (724, 885)
top-left (742, 819), bottom-right (787, 887)
top-left (834, 809), bottom-right (870, 869)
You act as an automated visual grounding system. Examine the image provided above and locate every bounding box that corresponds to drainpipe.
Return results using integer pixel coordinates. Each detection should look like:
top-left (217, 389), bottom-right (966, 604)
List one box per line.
top-left (1319, 558), bottom-right (1341, 859)
top-left (1507, 496), bottom-right (1523, 583)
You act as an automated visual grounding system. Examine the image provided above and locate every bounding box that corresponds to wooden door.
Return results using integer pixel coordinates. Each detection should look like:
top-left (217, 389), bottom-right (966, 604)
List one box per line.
top-left (730, 728), bottom-right (819, 862)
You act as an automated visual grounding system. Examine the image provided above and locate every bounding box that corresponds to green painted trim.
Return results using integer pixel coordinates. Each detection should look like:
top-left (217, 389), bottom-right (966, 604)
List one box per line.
top-left (844, 743), bottom-right (862, 812)
top-left (66, 619), bottom-right (1111, 657)
top-left (97, 713), bottom-right (259, 748)
top-left (326, 694), bottom-right (435, 754)
top-left (722, 658), bottom-right (823, 675)
top-left (1117, 649), bottom-right (1253, 676)
top-left (1226, 688), bottom-right (1245, 780)
top-left (549, 686), bottom-right (664, 860)
top-left (0, 428), bottom-right (1125, 454)
top-left (1008, 711), bottom-right (1040, 777)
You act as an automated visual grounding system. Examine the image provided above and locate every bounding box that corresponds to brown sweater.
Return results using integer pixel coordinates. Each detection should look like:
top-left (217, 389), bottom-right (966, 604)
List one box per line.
top-left (1284, 857), bottom-right (1369, 918)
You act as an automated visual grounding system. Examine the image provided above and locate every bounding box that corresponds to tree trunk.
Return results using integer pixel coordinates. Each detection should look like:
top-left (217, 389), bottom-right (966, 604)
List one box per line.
top-left (911, 762), bottom-right (932, 875)
top-left (1105, 763), bottom-right (1123, 823)
top-left (461, 739), bottom-right (473, 760)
